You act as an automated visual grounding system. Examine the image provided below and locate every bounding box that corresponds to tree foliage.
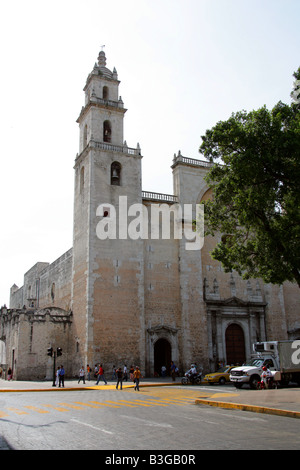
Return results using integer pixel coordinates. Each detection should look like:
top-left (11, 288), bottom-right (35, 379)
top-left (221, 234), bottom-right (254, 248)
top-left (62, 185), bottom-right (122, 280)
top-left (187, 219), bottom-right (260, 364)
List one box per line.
top-left (199, 67), bottom-right (300, 287)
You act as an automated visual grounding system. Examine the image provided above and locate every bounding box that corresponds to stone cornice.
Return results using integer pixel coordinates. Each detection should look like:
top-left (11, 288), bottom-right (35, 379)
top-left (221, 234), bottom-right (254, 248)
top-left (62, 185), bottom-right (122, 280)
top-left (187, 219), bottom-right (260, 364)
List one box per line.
top-left (76, 98), bottom-right (127, 123)
top-left (205, 295), bottom-right (267, 308)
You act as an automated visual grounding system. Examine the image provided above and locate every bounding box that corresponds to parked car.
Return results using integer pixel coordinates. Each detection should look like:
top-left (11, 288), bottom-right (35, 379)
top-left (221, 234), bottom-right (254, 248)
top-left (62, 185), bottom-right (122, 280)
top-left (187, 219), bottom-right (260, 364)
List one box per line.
top-left (203, 365), bottom-right (235, 385)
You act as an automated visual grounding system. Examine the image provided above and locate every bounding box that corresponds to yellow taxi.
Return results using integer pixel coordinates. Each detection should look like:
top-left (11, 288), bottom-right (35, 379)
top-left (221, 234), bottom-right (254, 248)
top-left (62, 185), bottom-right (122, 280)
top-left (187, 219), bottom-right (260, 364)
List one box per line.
top-left (203, 365), bottom-right (235, 385)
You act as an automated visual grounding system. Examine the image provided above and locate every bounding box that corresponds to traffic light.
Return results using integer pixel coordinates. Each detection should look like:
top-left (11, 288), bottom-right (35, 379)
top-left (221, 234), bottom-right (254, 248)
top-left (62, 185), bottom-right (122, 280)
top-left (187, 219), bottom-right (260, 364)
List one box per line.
top-left (57, 347), bottom-right (62, 357)
top-left (47, 347), bottom-right (53, 357)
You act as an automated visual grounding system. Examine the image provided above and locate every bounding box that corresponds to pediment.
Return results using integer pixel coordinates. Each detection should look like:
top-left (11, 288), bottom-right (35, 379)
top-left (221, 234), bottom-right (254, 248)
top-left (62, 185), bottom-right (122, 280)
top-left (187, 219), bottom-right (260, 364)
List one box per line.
top-left (223, 296), bottom-right (247, 306)
top-left (147, 324), bottom-right (178, 335)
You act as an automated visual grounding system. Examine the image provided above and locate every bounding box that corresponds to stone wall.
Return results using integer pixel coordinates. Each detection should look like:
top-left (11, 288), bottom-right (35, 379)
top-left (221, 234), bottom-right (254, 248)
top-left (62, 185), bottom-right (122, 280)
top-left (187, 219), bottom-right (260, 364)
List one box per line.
top-left (10, 250), bottom-right (72, 312)
top-left (0, 306), bottom-right (72, 381)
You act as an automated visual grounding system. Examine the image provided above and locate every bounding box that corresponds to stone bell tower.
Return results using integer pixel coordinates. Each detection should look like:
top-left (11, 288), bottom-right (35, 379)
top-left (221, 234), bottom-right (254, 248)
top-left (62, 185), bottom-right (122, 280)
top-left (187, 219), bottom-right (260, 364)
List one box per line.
top-left (71, 50), bottom-right (145, 374)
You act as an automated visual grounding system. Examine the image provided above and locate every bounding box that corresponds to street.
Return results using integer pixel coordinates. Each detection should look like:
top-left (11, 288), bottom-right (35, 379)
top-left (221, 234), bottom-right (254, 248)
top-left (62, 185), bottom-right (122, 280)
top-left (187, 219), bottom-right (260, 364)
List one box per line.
top-left (0, 384), bottom-right (299, 451)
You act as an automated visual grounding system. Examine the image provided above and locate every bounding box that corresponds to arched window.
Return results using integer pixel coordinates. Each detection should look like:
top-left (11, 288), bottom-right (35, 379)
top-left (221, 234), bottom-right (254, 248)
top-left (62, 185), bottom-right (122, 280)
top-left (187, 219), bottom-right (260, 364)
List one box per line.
top-left (103, 120), bottom-right (112, 142)
top-left (103, 86), bottom-right (109, 100)
top-left (111, 161), bottom-right (121, 186)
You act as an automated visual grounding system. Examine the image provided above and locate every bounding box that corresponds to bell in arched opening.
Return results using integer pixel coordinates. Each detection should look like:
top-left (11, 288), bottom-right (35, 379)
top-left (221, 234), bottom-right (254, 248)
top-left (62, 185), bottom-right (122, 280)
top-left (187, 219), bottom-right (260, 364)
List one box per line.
top-left (111, 162), bottom-right (121, 186)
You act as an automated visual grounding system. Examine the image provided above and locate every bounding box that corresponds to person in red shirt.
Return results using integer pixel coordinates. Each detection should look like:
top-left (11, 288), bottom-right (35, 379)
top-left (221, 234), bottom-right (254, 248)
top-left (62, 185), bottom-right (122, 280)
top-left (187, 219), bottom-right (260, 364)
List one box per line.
top-left (96, 364), bottom-right (107, 385)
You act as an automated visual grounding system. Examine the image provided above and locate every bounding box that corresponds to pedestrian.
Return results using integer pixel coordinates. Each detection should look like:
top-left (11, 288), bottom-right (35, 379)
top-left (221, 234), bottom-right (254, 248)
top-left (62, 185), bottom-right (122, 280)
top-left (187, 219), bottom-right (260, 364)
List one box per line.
top-left (94, 364), bottom-right (98, 378)
top-left (59, 365), bottom-right (65, 388)
top-left (261, 366), bottom-right (272, 389)
top-left (129, 365), bottom-right (134, 381)
top-left (116, 367), bottom-right (123, 390)
top-left (96, 363), bottom-right (107, 385)
top-left (78, 366), bottom-right (85, 384)
top-left (55, 366), bottom-right (60, 386)
top-left (111, 365), bottom-right (117, 380)
top-left (161, 365), bottom-right (166, 377)
top-left (133, 366), bottom-right (141, 391)
top-left (170, 361), bottom-right (176, 381)
top-left (86, 364), bottom-right (91, 381)
top-left (123, 364), bottom-right (128, 382)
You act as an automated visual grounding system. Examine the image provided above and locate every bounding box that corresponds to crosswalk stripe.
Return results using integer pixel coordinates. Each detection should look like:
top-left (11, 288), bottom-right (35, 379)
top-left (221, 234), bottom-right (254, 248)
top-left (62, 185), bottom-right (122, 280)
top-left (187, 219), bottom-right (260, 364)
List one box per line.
top-left (135, 400), bottom-right (169, 406)
top-left (127, 400), bottom-right (153, 407)
top-left (117, 400), bottom-right (140, 407)
top-left (7, 407), bottom-right (29, 415)
top-left (58, 402), bottom-right (84, 410)
top-left (89, 401), bottom-right (120, 408)
top-left (106, 400), bottom-right (136, 407)
top-left (42, 404), bottom-right (70, 412)
top-left (24, 406), bottom-right (49, 414)
top-left (73, 401), bottom-right (102, 408)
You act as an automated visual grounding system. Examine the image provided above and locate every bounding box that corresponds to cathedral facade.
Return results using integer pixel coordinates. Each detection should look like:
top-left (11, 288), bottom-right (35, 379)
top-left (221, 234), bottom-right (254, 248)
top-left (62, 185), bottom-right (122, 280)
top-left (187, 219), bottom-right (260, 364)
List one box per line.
top-left (2, 51), bottom-right (300, 380)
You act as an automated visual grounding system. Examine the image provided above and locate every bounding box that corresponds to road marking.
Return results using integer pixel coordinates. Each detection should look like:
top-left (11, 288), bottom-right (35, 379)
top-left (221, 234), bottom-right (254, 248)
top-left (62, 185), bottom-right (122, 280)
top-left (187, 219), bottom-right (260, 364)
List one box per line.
top-left (105, 400), bottom-right (135, 407)
top-left (58, 402), bottom-right (84, 410)
top-left (147, 398), bottom-right (189, 405)
top-left (120, 415), bottom-right (173, 428)
top-left (42, 404), bottom-right (70, 412)
top-left (89, 401), bottom-right (120, 408)
top-left (73, 401), bottom-right (102, 409)
top-left (71, 418), bottom-right (113, 434)
top-left (117, 400), bottom-right (139, 407)
top-left (128, 400), bottom-right (154, 407)
top-left (134, 399), bottom-right (169, 406)
top-left (210, 393), bottom-right (239, 399)
top-left (0, 389), bottom-right (210, 419)
top-left (7, 407), bottom-right (29, 415)
top-left (24, 406), bottom-right (49, 414)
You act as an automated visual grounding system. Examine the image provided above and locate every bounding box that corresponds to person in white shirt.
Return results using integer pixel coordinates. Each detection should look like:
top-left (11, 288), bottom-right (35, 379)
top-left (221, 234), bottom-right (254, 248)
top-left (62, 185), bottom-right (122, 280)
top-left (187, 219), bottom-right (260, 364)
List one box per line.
top-left (78, 366), bottom-right (85, 384)
top-left (261, 366), bottom-right (272, 388)
top-left (188, 364), bottom-right (197, 383)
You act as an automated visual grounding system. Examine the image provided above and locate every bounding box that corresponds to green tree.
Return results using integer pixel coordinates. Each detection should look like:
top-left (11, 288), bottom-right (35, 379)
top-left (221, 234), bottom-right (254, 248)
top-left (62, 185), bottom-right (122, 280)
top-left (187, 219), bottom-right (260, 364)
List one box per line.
top-left (199, 67), bottom-right (300, 287)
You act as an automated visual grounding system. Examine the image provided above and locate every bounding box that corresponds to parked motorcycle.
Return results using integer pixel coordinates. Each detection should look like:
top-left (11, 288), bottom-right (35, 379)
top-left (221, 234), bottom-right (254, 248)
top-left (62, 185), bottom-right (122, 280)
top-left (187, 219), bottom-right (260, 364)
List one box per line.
top-left (181, 371), bottom-right (202, 385)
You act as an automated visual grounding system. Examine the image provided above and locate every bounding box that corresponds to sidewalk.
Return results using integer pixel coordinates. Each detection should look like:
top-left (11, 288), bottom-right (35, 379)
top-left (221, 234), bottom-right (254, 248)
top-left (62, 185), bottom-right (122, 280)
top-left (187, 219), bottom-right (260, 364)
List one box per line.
top-left (195, 386), bottom-right (300, 419)
top-left (0, 378), bottom-right (300, 419)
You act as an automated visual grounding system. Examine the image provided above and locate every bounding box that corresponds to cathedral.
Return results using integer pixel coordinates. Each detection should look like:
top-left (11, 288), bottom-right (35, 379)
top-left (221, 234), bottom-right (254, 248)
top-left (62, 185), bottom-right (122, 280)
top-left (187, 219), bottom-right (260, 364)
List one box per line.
top-left (1, 50), bottom-right (300, 381)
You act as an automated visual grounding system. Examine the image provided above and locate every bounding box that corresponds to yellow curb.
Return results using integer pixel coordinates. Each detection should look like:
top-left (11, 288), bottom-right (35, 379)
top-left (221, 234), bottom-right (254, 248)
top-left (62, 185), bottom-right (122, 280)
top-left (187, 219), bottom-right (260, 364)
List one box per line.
top-left (0, 382), bottom-right (179, 393)
top-left (195, 398), bottom-right (300, 419)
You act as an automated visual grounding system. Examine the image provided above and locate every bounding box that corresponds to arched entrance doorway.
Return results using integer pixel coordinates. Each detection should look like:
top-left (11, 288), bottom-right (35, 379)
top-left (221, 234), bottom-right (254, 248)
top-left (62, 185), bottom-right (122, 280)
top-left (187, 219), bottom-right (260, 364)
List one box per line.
top-left (225, 323), bottom-right (246, 365)
top-left (154, 338), bottom-right (171, 376)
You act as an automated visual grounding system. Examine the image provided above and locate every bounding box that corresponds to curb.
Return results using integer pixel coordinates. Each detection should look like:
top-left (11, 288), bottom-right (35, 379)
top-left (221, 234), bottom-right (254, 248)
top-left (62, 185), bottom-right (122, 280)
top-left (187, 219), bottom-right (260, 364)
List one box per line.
top-left (195, 398), bottom-right (300, 420)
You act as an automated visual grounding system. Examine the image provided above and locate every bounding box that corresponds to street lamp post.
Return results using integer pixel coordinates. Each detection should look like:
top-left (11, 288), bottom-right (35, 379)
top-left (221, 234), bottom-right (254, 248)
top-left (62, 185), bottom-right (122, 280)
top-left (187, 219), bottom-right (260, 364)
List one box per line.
top-left (52, 350), bottom-right (57, 387)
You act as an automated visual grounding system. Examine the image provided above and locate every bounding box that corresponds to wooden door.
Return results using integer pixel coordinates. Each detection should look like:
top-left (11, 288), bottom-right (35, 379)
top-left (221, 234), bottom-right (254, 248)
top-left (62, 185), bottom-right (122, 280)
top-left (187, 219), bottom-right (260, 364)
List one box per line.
top-left (225, 323), bottom-right (246, 366)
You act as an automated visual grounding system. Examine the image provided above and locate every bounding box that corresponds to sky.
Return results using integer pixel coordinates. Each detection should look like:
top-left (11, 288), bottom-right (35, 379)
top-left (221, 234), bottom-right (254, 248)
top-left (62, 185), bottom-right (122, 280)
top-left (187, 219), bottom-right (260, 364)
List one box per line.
top-left (0, 0), bottom-right (299, 306)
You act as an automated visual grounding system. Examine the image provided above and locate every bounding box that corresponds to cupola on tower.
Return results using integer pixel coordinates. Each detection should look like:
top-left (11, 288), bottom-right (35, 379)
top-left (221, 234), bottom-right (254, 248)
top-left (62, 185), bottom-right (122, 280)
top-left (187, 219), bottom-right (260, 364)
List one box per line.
top-left (78, 50), bottom-right (125, 152)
